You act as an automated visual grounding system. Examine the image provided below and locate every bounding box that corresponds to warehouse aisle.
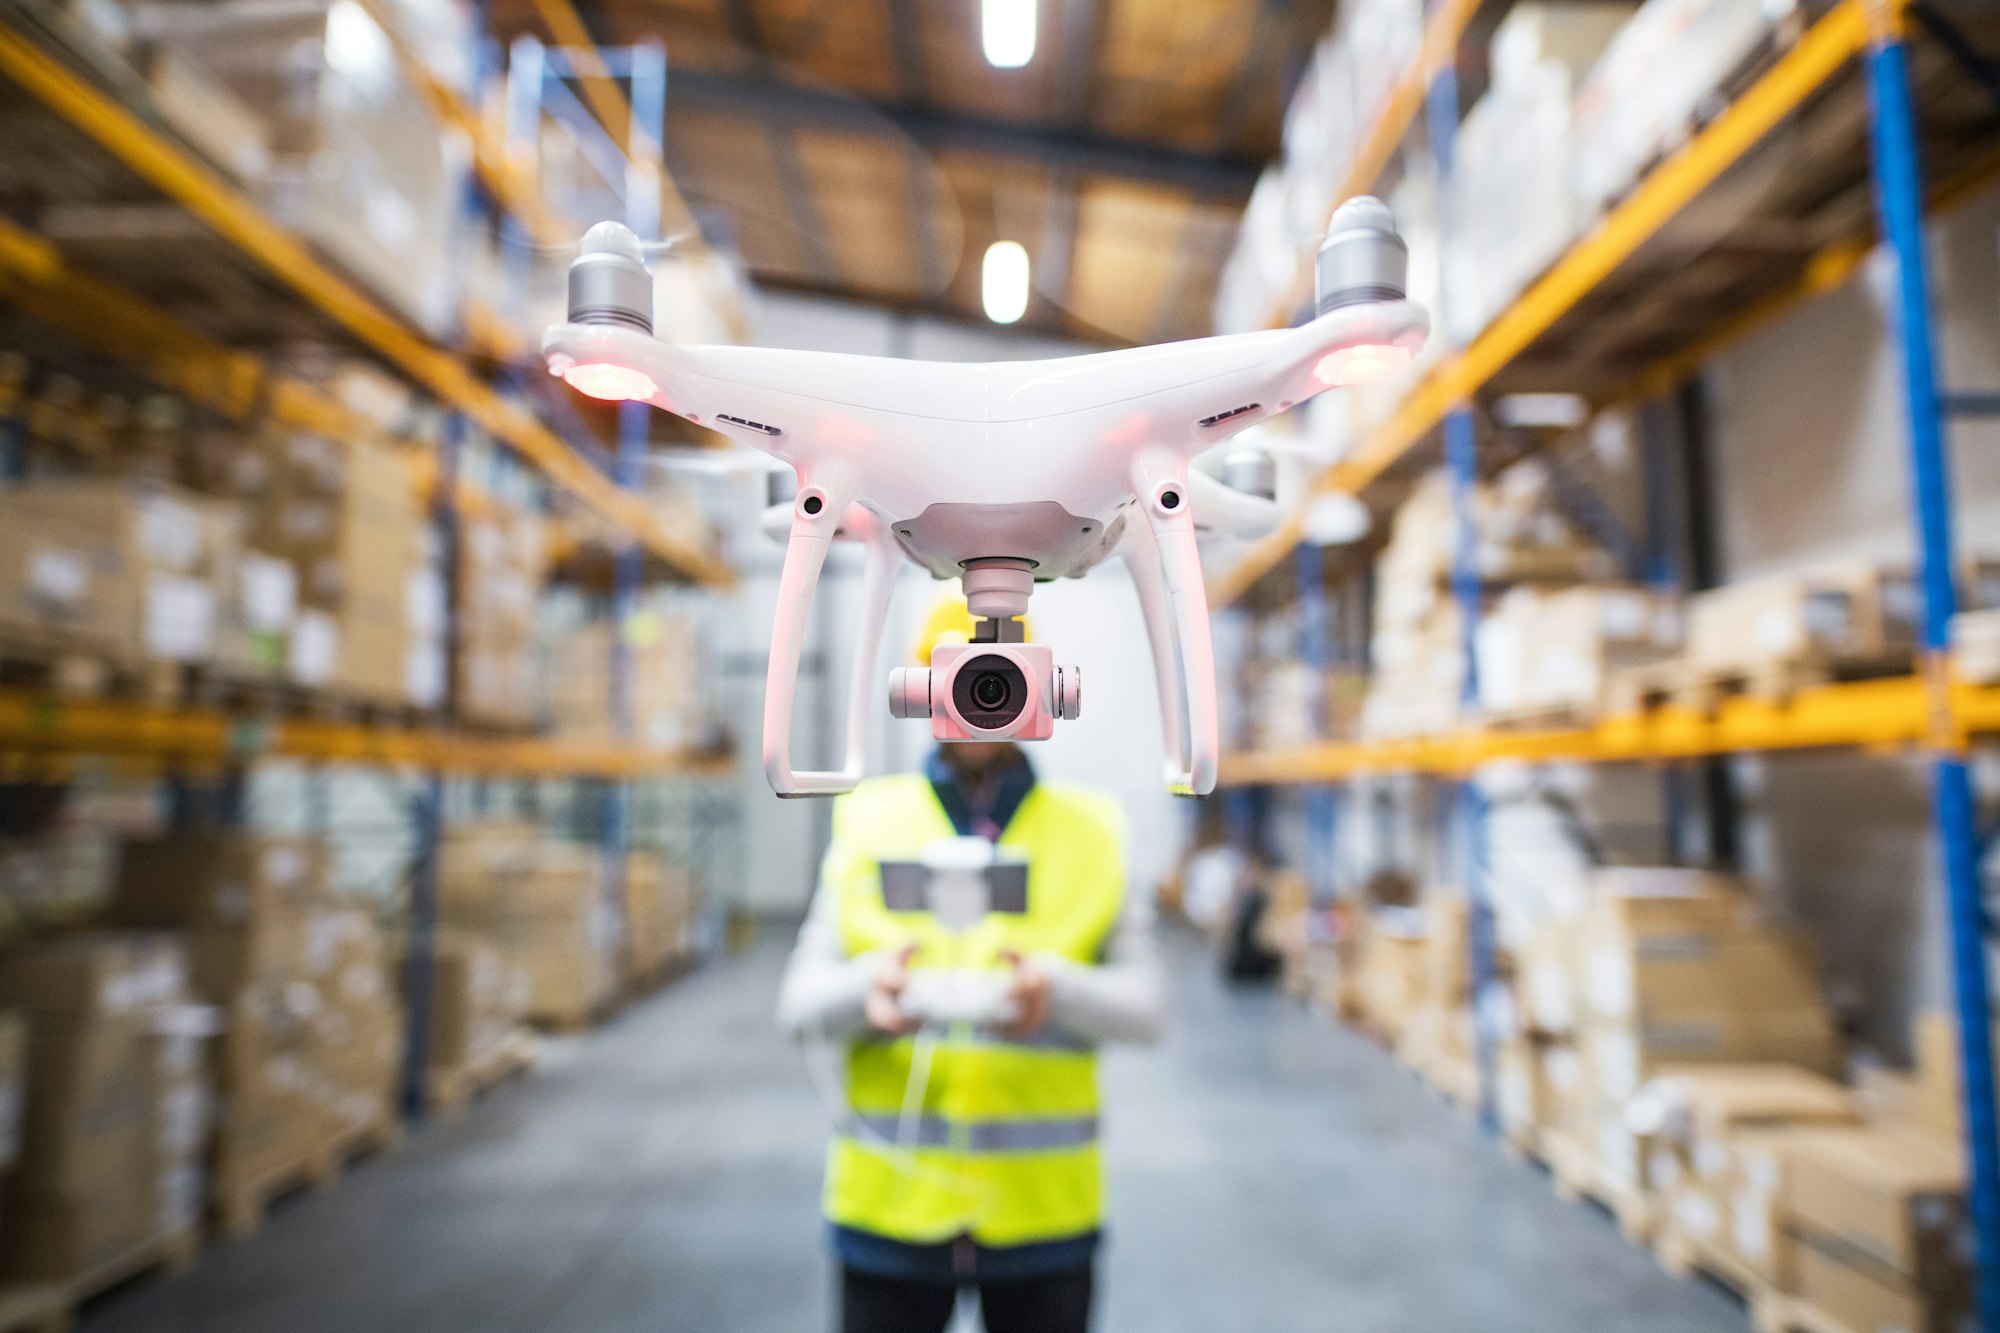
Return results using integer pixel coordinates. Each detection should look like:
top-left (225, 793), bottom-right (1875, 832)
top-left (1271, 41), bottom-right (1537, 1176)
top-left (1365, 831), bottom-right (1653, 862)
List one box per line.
top-left (80, 930), bottom-right (1743, 1333)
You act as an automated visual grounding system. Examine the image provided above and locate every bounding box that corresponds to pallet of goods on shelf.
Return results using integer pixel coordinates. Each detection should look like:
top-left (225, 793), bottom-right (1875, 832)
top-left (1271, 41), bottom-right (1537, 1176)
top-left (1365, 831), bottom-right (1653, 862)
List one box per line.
top-left (622, 849), bottom-right (699, 992)
top-left (1485, 871), bottom-right (1846, 1227)
top-left (1739, 1112), bottom-right (1978, 1333)
top-left (1389, 892), bottom-right (1483, 1109)
top-left (1636, 1066), bottom-right (1861, 1296)
top-left (455, 504), bottom-right (546, 732)
top-left (437, 823), bottom-right (616, 1030)
top-left (0, 934), bottom-right (207, 1287)
top-left (1443, 2), bottom-right (1635, 342)
top-left (248, 429), bottom-right (445, 713)
top-left (0, 477), bottom-right (239, 702)
top-left (1572, 0), bottom-right (1809, 220)
top-left (414, 936), bottom-right (533, 1119)
top-left (1953, 608), bottom-right (2000, 685)
top-left (1477, 583), bottom-right (1682, 728)
top-left (546, 615), bottom-right (706, 751)
top-left (1362, 468), bottom-right (1614, 740)
top-left (131, 0), bottom-right (473, 339)
top-left (102, 831), bottom-right (402, 1238)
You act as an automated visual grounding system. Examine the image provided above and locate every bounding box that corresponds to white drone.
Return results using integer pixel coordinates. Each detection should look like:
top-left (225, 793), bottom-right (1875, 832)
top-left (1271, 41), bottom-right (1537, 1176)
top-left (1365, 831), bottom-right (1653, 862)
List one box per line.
top-left (543, 198), bottom-right (1427, 799)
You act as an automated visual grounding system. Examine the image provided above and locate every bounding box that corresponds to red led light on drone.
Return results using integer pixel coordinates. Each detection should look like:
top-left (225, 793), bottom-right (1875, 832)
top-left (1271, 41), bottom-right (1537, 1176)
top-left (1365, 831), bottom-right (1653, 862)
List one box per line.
top-left (1313, 343), bottom-right (1411, 387)
top-left (563, 362), bottom-right (659, 402)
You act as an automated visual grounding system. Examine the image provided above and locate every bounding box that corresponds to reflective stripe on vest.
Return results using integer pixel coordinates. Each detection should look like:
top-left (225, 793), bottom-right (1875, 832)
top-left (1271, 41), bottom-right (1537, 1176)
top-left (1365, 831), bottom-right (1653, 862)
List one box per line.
top-left (845, 1113), bottom-right (1100, 1152)
top-left (824, 772), bottom-right (1126, 1246)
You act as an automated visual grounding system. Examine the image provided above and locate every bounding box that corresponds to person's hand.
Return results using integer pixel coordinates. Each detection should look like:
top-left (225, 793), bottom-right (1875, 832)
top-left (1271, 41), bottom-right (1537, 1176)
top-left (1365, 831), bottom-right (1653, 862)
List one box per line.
top-left (865, 944), bottom-right (920, 1035)
top-left (1001, 950), bottom-right (1051, 1039)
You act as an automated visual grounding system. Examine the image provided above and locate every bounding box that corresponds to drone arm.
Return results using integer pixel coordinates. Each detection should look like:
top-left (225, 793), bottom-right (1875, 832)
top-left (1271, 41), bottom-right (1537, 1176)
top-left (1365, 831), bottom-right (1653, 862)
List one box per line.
top-left (1130, 448), bottom-right (1219, 797)
top-left (1185, 468), bottom-right (1281, 541)
top-left (764, 475), bottom-right (896, 797)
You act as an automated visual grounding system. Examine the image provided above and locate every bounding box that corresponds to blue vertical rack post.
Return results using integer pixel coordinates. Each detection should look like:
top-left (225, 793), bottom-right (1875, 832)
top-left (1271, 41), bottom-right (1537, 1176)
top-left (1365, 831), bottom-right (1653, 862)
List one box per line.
top-left (1422, 14), bottom-right (1499, 1129)
top-left (401, 409), bottom-right (466, 1117)
top-left (512, 33), bottom-right (672, 991)
top-left (1864, 11), bottom-right (2000, 1327)
top-left (1296, 543), bottom-right (1340, 906)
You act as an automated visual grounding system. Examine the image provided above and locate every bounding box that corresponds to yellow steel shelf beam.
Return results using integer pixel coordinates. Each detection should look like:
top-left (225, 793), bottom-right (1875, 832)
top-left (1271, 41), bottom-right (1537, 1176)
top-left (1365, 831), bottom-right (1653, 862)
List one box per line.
top-left (1217, 675), bottom-right (2000, 787)
top-left (1212, 0), bottom-right (1873, 607)
top-left (0, 689), bottom-right (732, 778)
top-left (0, 21), bottom-right (730, 586)
top-left (0, 218), bottom-right (515, 525)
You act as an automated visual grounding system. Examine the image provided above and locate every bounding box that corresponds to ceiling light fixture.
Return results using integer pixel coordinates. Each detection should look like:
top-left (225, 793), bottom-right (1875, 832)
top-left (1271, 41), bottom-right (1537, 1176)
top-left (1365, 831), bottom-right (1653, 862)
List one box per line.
top-left (981, 0), bottom-right (1036, 68)
top-left (982, 241), bottom-right (1030, 325)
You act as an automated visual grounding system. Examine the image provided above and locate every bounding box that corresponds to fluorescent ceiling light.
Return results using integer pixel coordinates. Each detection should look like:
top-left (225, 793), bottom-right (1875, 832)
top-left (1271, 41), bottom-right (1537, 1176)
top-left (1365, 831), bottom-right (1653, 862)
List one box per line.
top-left (982, 241), bottom-right (1030, 325)
top-left (982, 0), bottom-right (1036, 68)
top-left (325, 0), bottom-right (392, 85)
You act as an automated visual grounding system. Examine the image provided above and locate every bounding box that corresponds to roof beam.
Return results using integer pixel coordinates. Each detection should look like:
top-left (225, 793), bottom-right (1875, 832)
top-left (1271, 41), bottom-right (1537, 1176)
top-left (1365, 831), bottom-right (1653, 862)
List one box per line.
top-left (1054, 0), bottom-right (1103, 126)
top-left (884, 0), bottom-right (927, 102)
top-left (666, 69), bottom-right (1261, 200)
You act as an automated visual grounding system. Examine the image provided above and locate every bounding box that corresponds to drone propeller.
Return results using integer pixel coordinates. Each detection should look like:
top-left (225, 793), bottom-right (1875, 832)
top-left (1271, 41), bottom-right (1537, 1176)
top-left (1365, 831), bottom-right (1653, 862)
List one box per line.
top-left (510, 228), bottom-right (698, 259)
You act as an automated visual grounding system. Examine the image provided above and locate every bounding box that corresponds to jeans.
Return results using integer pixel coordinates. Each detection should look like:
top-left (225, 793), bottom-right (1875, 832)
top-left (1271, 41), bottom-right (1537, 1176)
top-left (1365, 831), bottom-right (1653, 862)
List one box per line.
top-left (839, 1262), bottom-right (1093, 1333)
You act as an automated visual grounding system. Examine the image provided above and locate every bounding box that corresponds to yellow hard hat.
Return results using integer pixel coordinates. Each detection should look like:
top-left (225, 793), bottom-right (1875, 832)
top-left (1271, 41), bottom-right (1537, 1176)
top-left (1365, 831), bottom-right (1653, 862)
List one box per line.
top-left (910, 597), bottom-right (1030, 664)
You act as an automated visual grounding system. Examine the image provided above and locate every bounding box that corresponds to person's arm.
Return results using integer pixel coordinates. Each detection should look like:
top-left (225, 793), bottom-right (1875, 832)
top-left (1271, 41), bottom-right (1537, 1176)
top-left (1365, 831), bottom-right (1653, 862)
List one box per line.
top-left (1034, 890), bottom-right (1167, 1046)
top-left (775, 877), bottom-right (884, 1040)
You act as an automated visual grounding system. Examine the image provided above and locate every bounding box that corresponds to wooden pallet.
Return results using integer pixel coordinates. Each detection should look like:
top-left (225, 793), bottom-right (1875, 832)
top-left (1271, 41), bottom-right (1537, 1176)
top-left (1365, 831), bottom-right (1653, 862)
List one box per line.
top-left (0, 630), bottom-right (183, 705)
top-left (1755, 1294), bottom-right (1856, 1333)
top-left (0, 1227), bottom-right (201, 1333)
top-left (1543, 1130), bottom-right (1656, 1245)
top-left (1482, 700), bottom-right (1601, 733)
top-left (211, 1113), bottom-right (402, 1241)
top-left (425, 1028), bottom-right (539, 1120)
top-left (1653, 1218), bottom-right (1794, 1333)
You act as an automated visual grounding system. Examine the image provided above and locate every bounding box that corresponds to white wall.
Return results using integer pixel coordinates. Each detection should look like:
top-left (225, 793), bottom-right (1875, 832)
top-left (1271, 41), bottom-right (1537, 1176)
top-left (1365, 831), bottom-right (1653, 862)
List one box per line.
top-left (716, 289), bottom-right (1179, 915)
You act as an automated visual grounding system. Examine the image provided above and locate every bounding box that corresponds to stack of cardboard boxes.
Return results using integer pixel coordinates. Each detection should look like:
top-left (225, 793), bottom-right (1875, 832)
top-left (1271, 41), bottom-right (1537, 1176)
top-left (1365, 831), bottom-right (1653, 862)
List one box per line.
top-left (1477, 584), bottom-right (1681, 723)
top-left (139, 0), bottom-right (468, 340)
top-left (250, 431), bottom-right (441, 707)
top-left (439, 825), bottom-right (616, 1028)
top-left (1637, 1065), bottom-right (1861, 1283)
top-left (1674, 562), bottom-right (1921, 690)
top-left (0, 934), bottom-right (207, 1281)
top-left (0, 478), bottom-right (238, 684)
top-left (105, 833), bottom-right (401, 1232)
top-left (416, 937), bottom-right (530, 1112)
top-left (548, 616), bottom-right (704, 751)
top-left (1559, 870), bottom-right (1843, 1196)
top-left (1391, 894), bottom-right (1482, 1106)
top-left (456, 507), bottom-right (545, 730)
top-left (622, 850), bottom-right (698, 989)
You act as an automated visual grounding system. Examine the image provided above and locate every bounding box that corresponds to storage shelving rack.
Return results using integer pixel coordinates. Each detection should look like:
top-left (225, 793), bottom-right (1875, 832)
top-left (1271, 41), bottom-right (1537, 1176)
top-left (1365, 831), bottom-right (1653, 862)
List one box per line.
top-left (0, 0), bottom-right (741, 1113)
top-left (1207, 0), bottom-right (2000, 1323)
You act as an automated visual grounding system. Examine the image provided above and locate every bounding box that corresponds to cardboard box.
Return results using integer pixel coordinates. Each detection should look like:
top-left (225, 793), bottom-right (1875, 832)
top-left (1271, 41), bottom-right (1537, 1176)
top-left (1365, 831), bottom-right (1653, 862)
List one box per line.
top-left (1794, 1236), bottom-right (1968, 1333)
top-left (0, 936), bottom-right (200, 1281)
top-left (455, 507), bottom-right (544, 730)
top-left (143, 46), bottom-right (273, 185)
top-left (0, 479), bottom-right (237, 666)
top-left (110, 833), bottom-right (328, 929)
top-left (0, 933), bottom-right (188, 1018)
top-left (1782, 1129), bottom-right (1969, 1290)
top-left (1685, 562), bottom-right (1917, 679)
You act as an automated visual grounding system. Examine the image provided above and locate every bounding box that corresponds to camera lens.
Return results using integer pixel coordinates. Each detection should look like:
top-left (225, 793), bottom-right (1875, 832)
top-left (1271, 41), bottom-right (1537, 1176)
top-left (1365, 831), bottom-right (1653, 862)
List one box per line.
top-left (971, 672), bottom-right (1011, 711)
top-left (951, 653), bottom-right (1030, 731)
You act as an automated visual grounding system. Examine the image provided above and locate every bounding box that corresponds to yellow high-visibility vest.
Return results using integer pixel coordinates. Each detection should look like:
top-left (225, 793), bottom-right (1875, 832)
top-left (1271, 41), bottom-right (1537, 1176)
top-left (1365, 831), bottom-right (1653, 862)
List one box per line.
top-left (824, 771), bottom-right (1126, 1246)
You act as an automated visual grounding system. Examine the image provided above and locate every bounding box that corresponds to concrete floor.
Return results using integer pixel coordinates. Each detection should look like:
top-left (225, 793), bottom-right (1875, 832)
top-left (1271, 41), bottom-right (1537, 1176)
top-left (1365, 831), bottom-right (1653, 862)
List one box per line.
top-left (83, 929), bottom-right (1746, 1333)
